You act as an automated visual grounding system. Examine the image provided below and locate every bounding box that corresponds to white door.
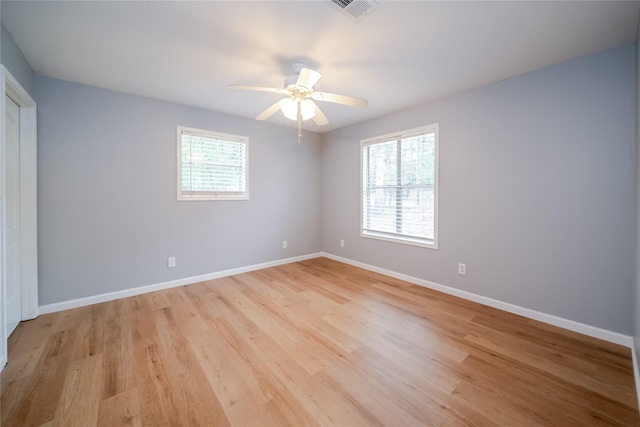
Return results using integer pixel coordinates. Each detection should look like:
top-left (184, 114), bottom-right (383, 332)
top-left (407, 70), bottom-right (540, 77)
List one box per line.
top-left (5, 95), bottom-right (21, 336)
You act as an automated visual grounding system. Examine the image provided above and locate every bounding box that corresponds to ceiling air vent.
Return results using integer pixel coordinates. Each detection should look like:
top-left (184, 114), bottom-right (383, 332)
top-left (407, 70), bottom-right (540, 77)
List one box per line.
top-left (328, 0), bottom-right (379, 22)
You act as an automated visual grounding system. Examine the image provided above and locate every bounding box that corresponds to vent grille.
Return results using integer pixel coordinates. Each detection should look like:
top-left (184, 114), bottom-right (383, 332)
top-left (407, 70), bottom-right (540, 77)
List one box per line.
top-left (328, 0), bottom-right (379, 21)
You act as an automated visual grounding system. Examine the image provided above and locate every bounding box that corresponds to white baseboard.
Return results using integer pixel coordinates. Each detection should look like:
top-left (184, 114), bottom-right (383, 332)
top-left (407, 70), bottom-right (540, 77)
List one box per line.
top-left (38, 251), bottom-right (633, 348)
top-left (320, 252), bottom-right (634, 348)
top-left (38, 252), bottom-right (323, 315)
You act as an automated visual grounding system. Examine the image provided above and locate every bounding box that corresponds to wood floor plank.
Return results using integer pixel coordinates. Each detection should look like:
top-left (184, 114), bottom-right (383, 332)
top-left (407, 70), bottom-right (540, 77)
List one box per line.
top-left (324, 349), bottom-right (446, 426)
top-left (101, 315), bottom-right (136, 399)
top-left (188, 320), bottom-right (273, 426)
top-left (128, 297), bottom-right (159, 344)
top-left (0, 337), bottom-right (46, 384)
top-left (132, 336), bottom-right (178, 426)
top-left (264, 389), bottom-right (322, 427)
top-left (448, 379), bottom-right (550, 427)
top-left (53, 354), bottom-right (103, 426)
top-left (163, 287), bottom-right (211, 337)
top-left (218, 284), bottom-right (333, 375)
top-left (5, 313), bottom-right (59, 364)
top-left (464, 328), bottom-right (638, 408)
top-left (0, 375), bottom-right (33, 426)
top-left (457, 353), bottom-right (629, 426)
top-left (2, 257), bottom-right (638, 426)
top-left (103, 295), bottom-right (133, 321)
top-left (207, 316), bottom-right (280, 403)
top-left (153, 308), bottom-right (232, 426)
top-left (210, 293), bottom-right (377, 426)
top-left (306, 318), bottom-right (362, 354)
top-left (322, 309), bottom-right (465, 393)
top-left (300, 371), bottom-right (385, 426)
top-left (70, 303), bottom-right (105, 361)
top-left (97, 389), bottom-right (142, 427)
top-left (11, 329), bottom-right (78, 427)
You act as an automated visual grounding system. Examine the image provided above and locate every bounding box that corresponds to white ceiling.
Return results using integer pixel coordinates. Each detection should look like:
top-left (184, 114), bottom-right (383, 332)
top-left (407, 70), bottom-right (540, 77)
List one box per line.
top-left (2, 1), bottom-right (639, 133)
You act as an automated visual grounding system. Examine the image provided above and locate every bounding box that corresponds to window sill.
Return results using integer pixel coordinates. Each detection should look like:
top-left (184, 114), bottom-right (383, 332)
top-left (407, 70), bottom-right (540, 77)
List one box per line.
top-left (361, 230), bottom-right (438, 250)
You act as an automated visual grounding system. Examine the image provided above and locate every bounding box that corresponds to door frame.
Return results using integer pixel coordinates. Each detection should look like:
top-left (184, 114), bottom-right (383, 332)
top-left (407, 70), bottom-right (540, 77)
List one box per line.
top-left (0, 65), bottom-right (38, 370)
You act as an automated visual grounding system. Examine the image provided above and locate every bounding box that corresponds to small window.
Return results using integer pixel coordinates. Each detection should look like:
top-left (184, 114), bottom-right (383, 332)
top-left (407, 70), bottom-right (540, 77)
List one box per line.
top-left (361, 124), bottom-right (438, 248)
top-left (177, 126), bottom-right (248, 201)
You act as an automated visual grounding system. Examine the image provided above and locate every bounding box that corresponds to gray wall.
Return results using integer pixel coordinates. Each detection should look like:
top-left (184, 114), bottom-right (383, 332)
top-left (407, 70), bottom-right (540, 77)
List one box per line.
top-left (36, 76), bottom-right (322, 305)
top-left (0, 21), bottom-right (34, 96)
top-left (322, 44), bottom-right (636, 335)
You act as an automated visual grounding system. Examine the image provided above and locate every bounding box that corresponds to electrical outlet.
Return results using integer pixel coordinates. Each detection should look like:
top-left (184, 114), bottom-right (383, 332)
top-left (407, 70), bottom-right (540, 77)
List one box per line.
top-left (340, 239), bottom-right (345, 248)
top-left (168, 257), bottom-right (176, 268)
top-left (282, 240), bottom-right (288, 249)
top-left (458, 263), bottom-right (466, 275)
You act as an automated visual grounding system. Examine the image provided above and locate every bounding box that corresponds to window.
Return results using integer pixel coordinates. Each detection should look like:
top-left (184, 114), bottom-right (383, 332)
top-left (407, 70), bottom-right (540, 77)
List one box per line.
top-left (177, 126), bottom-right (248, 201)
top-left (361, 124), bottom-right (438, 248)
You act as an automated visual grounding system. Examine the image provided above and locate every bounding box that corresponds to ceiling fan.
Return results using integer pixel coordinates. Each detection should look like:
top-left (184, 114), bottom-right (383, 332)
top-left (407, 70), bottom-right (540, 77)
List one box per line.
top-left (228, 62), bottom-right (368, 142)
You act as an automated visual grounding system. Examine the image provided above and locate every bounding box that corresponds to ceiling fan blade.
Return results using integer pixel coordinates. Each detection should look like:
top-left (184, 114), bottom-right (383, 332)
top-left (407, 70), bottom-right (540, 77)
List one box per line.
top-left (256, 99), bottom-right (286, 120)
top-left (228, 85), bottom-right (286, 94)
top-left (311, 91), bottom-right (368, 108)
top-left (296, 68), bottom-right (322, 90)
top-left (311, 102), bottom-right (329, 126)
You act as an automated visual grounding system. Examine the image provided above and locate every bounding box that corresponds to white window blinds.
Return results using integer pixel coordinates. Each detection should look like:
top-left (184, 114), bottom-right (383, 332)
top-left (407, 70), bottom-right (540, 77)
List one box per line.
top-left (178, 127), bottom-right (248, 201)
top-left (361, 124), bottom-right (438, 248)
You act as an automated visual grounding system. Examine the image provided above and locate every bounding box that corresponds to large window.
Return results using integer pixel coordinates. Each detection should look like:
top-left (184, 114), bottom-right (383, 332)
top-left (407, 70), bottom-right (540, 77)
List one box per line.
top-left (177, 126), bottom-right (248, 201)
top-left (361, 124), bottom-right (438, 248)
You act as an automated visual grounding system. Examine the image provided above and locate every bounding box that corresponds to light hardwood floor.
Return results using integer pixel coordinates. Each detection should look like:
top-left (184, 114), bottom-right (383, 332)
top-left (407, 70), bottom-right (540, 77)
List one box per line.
top-left (2, 257), bottom-right (639, 426)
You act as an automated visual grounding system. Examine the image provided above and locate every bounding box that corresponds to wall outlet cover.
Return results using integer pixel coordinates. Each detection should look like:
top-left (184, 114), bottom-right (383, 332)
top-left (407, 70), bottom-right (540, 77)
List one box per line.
top-left (458, 263), bottom-right (466, 275)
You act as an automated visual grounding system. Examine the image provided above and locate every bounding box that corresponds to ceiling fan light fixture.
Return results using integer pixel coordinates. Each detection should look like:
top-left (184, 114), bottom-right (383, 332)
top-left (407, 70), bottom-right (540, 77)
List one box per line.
top-left (229, 63), bottom-right (368, 133)
top-left (281, 98), bottom-right (316, 121)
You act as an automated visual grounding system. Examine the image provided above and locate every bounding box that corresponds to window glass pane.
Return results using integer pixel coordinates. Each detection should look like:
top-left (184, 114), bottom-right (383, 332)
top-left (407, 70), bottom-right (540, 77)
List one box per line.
top-left (178, 127), bottom-right (248, 200)
top-left (362, 125), bottom-right (437, 247)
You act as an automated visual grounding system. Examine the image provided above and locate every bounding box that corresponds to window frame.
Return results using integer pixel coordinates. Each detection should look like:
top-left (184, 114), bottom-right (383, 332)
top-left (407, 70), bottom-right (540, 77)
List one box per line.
top-left (360, 123), bottom-right (439, 249)
top-left (177, 126), bottom-right (249, 202)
